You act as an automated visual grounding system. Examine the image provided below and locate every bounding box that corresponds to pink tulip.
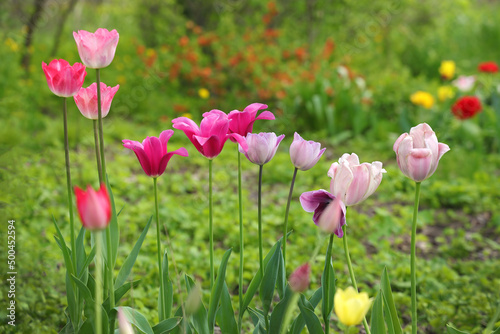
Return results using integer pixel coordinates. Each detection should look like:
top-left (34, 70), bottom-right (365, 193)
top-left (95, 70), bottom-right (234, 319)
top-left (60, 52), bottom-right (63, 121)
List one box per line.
top-left (289, 263), bottom-right (311, 293)
top-left (328, 153), bottom-right (386, 206)
top-left (239, 132), bottom-right (285, 165)
top-left (299, 189), bottom-right (346, 237)
top-left (74, 82), bottom-right (119, 119)
top-left (122, 130), bottom-right (189, 178)
top-left (393, 123), bottom-right (450, 182)
top-left (289, 132), bottom-right (326, 171)
top-left (172, 110), bottom-right (248, 159)
top-left (73, 28), bottom-right (119, 69)
top-left (42, 59), bottom-right (87, 97)
top-left (74, 184), bottom-right (111, 230)
top-left (228, 103), bottom-right (275, 137)
top-left (452, 75), bottom-right (475, 92)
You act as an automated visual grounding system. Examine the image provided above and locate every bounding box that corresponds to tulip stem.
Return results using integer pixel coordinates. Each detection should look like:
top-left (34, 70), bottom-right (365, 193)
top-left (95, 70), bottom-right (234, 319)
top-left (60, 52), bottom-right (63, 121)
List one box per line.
top-left (411, 182), bottom-right (421, 334)
top-left (323, 233), bottom-right (334, 334)
top-left (280, 292), bottom-right (300, 334)
top-left (95, 231), bottom-right (103, 334)
top-left (283, 167), bottom-right (298, 272)
top-left (342, 225), bottom-right (371, 334)
top-left (209, 159), bottom-right (214, 289)
top-left (96, 69), bottom-right (107, 178)
top-left (237, 150), bottom-right (244, 333)
top-left (154, 177), bottom-right (166, 320)
top-left (258, 164), bottom-right (264, 279)
top-left (93, 120), bottom-right (103, 184)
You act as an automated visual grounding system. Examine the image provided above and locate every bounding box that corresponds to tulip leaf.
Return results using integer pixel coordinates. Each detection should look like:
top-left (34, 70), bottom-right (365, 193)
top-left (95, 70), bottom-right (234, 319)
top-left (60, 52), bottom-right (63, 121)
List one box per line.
top-left (185, 275), bottom-right (209, 334)
top-left (116, 306), bottom-right (154, 334)
top-left (381, 267), bottom-right (403, 334)
top-left (105, 177), bottom-right (120, 267)
top-left (79, 246), bottom-right (96, 279)
top-left (103, 279), bottom-right (141, 312)
top-left (152, 317), bottom-right (182, 334)
top-left (321, 254), bottom-right (335, 324)
top-left (53, 217), bottom-right (74, 275)
top-left (298, 294), bottom-right (325, 334)
top-left (115, 216), bottom-right (152, 289)
top-left (247, 307), bottom-right (266, 334)
top-left (75, 226), bottom-right (87, 275)
top-left (215, 282), bottom-right (238, 334)
top-left (259, 242), bottom-right (282, 316)
top-left (276, 247), bottom-right (286, 299)
top-left (208, 248), bottom-right (232, 333)
top-left (71, 274), bottom-right (109, 334)
top-left (289, 287), bottom-right (322, 334)
top-left (446, 324), bottom-right (470, 334)
top-left (370, 290), bottom-right (387, 334)
top-left (269, 285), bottom-right (293, 333)
top-left (65, 271), bottom-right (78, 330)
top-left (158, 250), bottom-right (174, 320)
top-left (492, 327), bottom-right (500, 334)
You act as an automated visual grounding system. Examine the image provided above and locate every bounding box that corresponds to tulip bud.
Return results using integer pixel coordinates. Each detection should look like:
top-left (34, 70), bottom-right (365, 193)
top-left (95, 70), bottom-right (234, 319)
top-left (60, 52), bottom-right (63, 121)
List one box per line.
top-left (289, 132), bottom-right (326, 171)
top-left (239, 132), bottom-right (285, 165)
top-left (289, 263), bottom-right (311, 293)
top-left (74, 184), bottom-right (111, 230)
top-left (42, 59), bottom-right (87, 97)
top-left (334, 286), bottom-right (373, 326)
top-left (73, 28), bottom-right (119, 69)
top-left (74, 82), bottom-right (120, 120)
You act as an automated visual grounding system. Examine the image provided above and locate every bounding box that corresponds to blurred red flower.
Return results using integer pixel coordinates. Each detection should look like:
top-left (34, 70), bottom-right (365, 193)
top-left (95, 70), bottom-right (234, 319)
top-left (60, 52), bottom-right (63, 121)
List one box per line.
top-left (478, 61), bottom-right (498, 73)
top-left (451, 96), bottom-right (482, 119)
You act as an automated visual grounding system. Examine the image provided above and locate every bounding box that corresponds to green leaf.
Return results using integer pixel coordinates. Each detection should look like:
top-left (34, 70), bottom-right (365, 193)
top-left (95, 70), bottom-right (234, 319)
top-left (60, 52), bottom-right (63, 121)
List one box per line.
top-left (247, 307), bottom-right (266, 334)
top-left (492, 327), bottom-right (500, 334)
top-left (77, 320), bottom-right (92, 334)
top-left (446, 324), bottom-right (470, 334)
top-left (321, 255), bottom-right (335, 323)
top-left (370, 290), bottom-right (386, 334)
top-left (53, 217), bottom-right (74, 275)
top-left (382, 292), bottom-right (395, 334)
top-left (216, 282), bottom-right (238, 334)
top-left (79, 246), bottom-right (96, 279)
top-left (103, 280), bottom-right (141, 311)
top-left (276, 248), bottom-right (286, 300)
top-left (185, 275), bottom-right (209, 334)
top-left (65, 271), bottom-right (78, 330)
top-left (289, 287), bottom-right (322, 334)
top-left (76, 226), bottom-right (87, 275)
top-left (259, 242), bottom-right (282, 315)
top-left (381, 267), bottom-right (402, 334)
top-left (269, 285), bottom-right (293, 333)
top-left (158, 250), bottom-right (174, 320)
top-left (208, 248), bottom-right (232, 333)
top-left (72, 274), bottom-right (109, 334)
top-left (152, 317), bottom-right (182, 334)
top-left (115, 216), bottom-right (152, 289)
top-left (106, 177), bottom-right (120, 267)
top-left (117, 306), bottom-right (154, 334)
top-left (297, 295), bottom-right (324, 334)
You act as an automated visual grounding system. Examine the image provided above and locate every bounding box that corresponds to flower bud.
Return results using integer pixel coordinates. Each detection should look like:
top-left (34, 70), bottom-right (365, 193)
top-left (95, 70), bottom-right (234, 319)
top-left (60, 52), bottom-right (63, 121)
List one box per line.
top-left (289, 263), bottom-right (311, 293)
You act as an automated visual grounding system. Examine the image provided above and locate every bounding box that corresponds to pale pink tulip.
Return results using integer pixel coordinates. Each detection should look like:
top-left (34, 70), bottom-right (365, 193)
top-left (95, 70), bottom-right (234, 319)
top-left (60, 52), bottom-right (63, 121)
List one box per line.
top-left (289, 132), bottom-right (326, 171)
top-left (328, 153), bottom-right (386, 206)
top-left (452, 75), bottom-right (475, 92)
top-left (42, 59), bottom-right (86, 97)
top-left (74, 82), bottom-right (119, 119)
top-left (393, 123), bottom-right (450, 182)
top-left (299, 190), bottom-right (346, 237)
top-left (74, 184), bottom-right (111, 230)
top-left (289, 263), bottom-right (311, 293)
top-left (228, 103), bottom-right (275, 137)
top-left (239, 132), bottom-right (284, 165)
top-left (73, 28), bottom-right (119, 69)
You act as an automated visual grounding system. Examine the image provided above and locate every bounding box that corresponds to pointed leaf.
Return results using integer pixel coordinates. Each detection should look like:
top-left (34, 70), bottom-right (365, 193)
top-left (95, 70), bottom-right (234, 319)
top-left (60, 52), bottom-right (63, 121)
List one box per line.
top-left (446, 324), bottom-right (470, 334)
top-left (106, 177), bottom-right (120, 267)
top-left (53, 217), bottom-right (74, 275)
top-left (290, 287), bottom-right (322, 334)
top-left (216, 282), bottom-right (238, 334)
top-left (117, 306), bottom-right (154, 334)
top-left (259, 242), bottom-right (282, 315)
top-left (248, 307), bottom-right (266, 333)
top-left (370, 290), bottom-right (386, 334)
top-left (152, 317), bottom-right (182, 334)
top-left (185, 275), bottom-right (209, 334)
top-left (158, 250), bottom-right (174, 320)
top-left (381, 267), bottom-right (402, 334)
top-left (76, 226), bottom-right (87, 275)
top-left (103, 280), bottom-right (141, 311)
top-left (321, 256), bottom-right (335, 323)
top-left (298, 295), bottom-right (324, 334)
top-left (276, 249), bottom-right (286, 300)
top-left (208, 248), bottom-right (232, 333)
top-left (79, 246), bottom-right (96, 279)
top-left (269, 285), bottom-right (293, 333)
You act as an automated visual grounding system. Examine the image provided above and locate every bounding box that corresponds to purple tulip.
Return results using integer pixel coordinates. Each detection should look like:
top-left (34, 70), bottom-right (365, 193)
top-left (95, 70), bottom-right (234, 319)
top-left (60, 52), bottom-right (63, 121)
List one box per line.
top-left (299, 189), bottom-right (346, 237)
top-left (289, 132), bottom-right (326, 171)
top-left (239, 132), bottom-right (285, 165)
top-left (228, 103), bottom-right (275, 137)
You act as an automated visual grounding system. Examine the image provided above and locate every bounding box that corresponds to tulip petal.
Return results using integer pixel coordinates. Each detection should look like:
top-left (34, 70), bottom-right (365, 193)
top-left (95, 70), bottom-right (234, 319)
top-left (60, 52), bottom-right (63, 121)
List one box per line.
top-left (143, 136), bottom-right (163, 177)
top-left (407, 148), bottom-right (432, 182)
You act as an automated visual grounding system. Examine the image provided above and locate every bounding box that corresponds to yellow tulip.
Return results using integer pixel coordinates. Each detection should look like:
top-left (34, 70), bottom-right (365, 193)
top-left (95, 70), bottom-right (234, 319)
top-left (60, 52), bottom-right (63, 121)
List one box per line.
top-left (334, 286), bottom-right (372, 326)
top-left (198, 88), bottom-right (210, 99)
top-left (439, 60), bottom-right (456, 80)
top-left (438, 86), bottom-right (455, 102)
top-left (410, 91), bottom-right (435, 109)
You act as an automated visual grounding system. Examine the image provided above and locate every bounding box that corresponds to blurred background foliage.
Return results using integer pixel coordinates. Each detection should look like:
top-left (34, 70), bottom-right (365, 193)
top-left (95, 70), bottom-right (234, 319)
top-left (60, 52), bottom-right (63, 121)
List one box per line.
top-left (1, 0), bottom-right (500, 333)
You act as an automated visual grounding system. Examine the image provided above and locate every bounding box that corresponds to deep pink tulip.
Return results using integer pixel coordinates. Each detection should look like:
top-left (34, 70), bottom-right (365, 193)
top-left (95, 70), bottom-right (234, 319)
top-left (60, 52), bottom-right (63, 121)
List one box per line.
top-left (290, 132), bottom-right (326, 171)
top-left (299, 189), bottom-right (346, 237)
top-left (228, 103), bottom-right (275, 137)
top-left (122, 130), bottom-right (189, 178)
top-left (74, 82), bottom-right (119, 119)
top-left (74, 184), bottom-right (111, 230)
top-left (393, 123), bottom-right (450, 182)
top-left (172, 110), bottom-right (248, 159)
top-left (42, 59), bottom-right (87, 97)
top-left (328, 153), bottom-right (386, 206)
top-left (73, 28), bottom-right (119, 69)
top-left (289, 263), bottom-right (311, 293)
top-left (239, 132), bottom-right (285, 165)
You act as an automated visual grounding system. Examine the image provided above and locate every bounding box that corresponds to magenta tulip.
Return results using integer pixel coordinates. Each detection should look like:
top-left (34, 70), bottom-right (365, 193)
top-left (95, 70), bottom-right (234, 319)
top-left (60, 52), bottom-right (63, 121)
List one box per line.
top-left (299, 189), bottom-right (346, 237)
top-left (328, 153), bottom-right (386, 206)
top-left (289, 132), bottom-right (326, 171)
top-left (393, 123), bottom-right (450, 182)
top-left (172, 110), bottom-right (248, 159)
top-left (73, 28), bottom-right (119, 69)
top-left (42, 59), bottom-right (87, 97)
top-left (74, 82), bottom-right (119, 119)
top-left (289, 263), bottom-right (311, 293)
top-left (74, 184), bottom-right (111, 230)
top-left (239, 132), bottom-right (285, 165)
top-left (228, 103), bottom-right (275, 137)
top-left (122, 130), bottom-right (188, 178)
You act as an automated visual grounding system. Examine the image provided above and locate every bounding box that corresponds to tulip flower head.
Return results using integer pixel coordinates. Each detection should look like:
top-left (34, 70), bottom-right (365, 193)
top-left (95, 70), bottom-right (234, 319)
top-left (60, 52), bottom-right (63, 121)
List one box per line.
top-left (478, 61), bottom-right (499, 73)
top-left (42, 59), bottom-right (87, 97)
top-left (122, 130), bottom-right (189, 178)
top-left (410, 91), bottom-right (434, 109)
top-left (438, 60), bottom-right (456, 80)
top-left (334, 287), bottom-right (372, 326)
top-left (173, 109), bottom-right (248, 159)
top-left (289, 263), bottom-right (311, 293)
top-left (289, 132), bottom-right (326, 171)
top-left (74, 184), bottom-right (111, 230)
top-left (239, 132), bottom-right (285, 165)
top-left (300, 190), bottom-right (346, 237)
top-left (328, 153), bottom-right (386, 206)
top-left (228, 103), bottom-right (275, 137)
top-left (451, 96), bottom-right (482, 120)
top-left (73, 28), bottom-right (119, 69)
top-left (437, 86), bottom-right (454, 102)
top-left (393, 123), bottom-right (450, 182)
top-left (74, 82), bottom-right (119, 119)
top-left (453, 75), bottom-right (475, 92)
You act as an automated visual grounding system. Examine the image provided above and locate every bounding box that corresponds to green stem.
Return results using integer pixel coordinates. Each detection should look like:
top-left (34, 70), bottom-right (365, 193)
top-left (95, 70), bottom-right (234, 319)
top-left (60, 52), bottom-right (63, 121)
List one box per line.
top-left (95, 231), bottom-right (103, 334)
top-left (154, 177), bottom-right (166, 320)
top-left (283, 167), bottom-right (298, 271)
top-left (96, 69), bottom-right (107, 178)
top-left (483, 300), bottom-right (500, 334)
top-left (93, 120), bottom-right (103, 184)
top-left (323, 233), bottom-right (334, 334)
top-left (280, 293), bottom-right (300, 334)
top-left (258, 164), bottom-right (264, 279)
top-left (411, 182), bottom-right (421, 334)
top-left (105, 224), bottom-right (115, 314)
top-left (209, 159), bottom-right (214, 289)
top-left (237, 150), bottom-right (244, 333)
top-left (342, 224), bottom-right (371, 334)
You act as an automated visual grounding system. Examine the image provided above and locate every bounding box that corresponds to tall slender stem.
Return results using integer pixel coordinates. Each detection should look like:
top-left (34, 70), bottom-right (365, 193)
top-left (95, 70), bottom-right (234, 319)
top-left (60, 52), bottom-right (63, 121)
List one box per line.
top-left (95, 231), bottom-right (103, 334)
top-left (209, 159), bottom-right (214, 289)
top-left (283, 167), bottom-right (298, 271)
top-left (237, 150), bottom-right (244, 333)
top-left (105, 224), bottom-right (115, 316)
top-left (258, 164), bottom-right (264, 279)
top-left (280, 293), bottom-right (300, 334)
top-left (411, 182), bottom-right (421, 334)
top-left (96, 69), bottom-right (106, 178)
top-left (154, 177), bottom-right (166, 320)
top-left (93, 120), bottom-right (103, 184)
top-left (323, 233), bottom-right (334, 334)
top-left (342, 224), bottom-right (371, 334)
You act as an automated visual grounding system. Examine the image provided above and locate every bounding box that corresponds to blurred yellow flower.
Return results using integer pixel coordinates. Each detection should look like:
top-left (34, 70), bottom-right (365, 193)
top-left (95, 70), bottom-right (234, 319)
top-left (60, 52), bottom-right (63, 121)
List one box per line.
top-left (181, 112), bottom-right (192, 119)
top-left (438, 86), bottom-right (455, 102)
top-left (198, 88), bottom-right (210, 99)
top-left (334, 287), bottom-right (372, 326)
top-left (410, 91), bottom-right (434, 109)
top-left (5, 38), bottom-right (19, 52)
top-left (439, 60), bottom-right (456, 80)
top-left (117, 75), bottom-right (127, 85)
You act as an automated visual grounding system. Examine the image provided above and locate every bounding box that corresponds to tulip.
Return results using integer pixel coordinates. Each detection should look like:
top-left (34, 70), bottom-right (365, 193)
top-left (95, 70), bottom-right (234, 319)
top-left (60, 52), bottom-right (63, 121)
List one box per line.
top-left (228, 103), bottom-right (275, 137)
top-left (289, 132), bottom-right (326, 171)
top-left (122, 130), bottom-right (189, 178)
top-left (438, 60), bottom-right (456, 80)
top-left (74, 82), bottom-right (119, 120)
top-left (328, 153), bottom-right (386, 206)
top-left (172, 109), bottom-right (248, 159)
top-left (437, 86), bottom-right (454, 102)
top-left (453, 75), bottom-right (475, 92)
top-left (410, 91), bottom-right (434, 109)
top-left (334, 287), bottom-right (372, 326)
top-left (299, 189), bottom-right (346, 237)
top-left (74, 184), bottom-right (111, 230)
top-left (73, 28), bottom-right (119, 69)
top-left (478, 61), bottom-right (499, 73)
top-left (451, 96), bottom-right (482, 120)
top-left (42, 59), bottom-right (87, 97)
top-left (393, 123), bottom-right (450, 182)
top-left (239, 132), bottom-right (285, 165)
top-left (289, 263), bottom-right (311, 293)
